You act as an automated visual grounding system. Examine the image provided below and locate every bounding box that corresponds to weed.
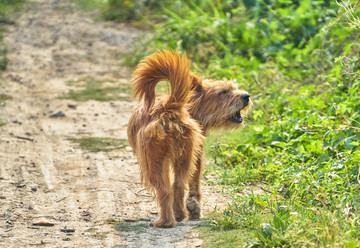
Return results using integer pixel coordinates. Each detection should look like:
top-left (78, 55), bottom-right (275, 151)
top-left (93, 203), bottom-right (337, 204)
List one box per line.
top-left (85, 227), bottom-right (109, 240)
top-left (0, 48), bottom-right (7, 70)
top-left (0, 93), bottom-right (10, 109)
top-left (71, 0), bottom-right (106, 12)
top-left (68, 137), bottom-right (128, 153)
top-left (104, 218), bottom-right (122, 224)
top-left (0, 94), bottom-right (13, 101)
top-left (91, 231), bottom-right (108, 240)
top-left (85, 227), bottom-right (98, 232)
top-left (0, 0), bottom-right (26, 18)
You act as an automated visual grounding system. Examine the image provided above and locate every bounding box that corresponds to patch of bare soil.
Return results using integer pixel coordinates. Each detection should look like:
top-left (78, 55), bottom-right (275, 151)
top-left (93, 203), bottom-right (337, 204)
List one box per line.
top-left (0, 1), bottom-right (230, 247)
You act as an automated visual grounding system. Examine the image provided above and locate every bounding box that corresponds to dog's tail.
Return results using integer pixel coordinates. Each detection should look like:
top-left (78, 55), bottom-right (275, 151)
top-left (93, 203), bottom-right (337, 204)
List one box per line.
top-left (132, 50), bottom-right (192, 111)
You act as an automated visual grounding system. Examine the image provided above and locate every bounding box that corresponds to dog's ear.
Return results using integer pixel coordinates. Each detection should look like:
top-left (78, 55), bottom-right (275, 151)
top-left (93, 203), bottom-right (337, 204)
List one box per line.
top-left (190, 73), bottom-right (203, 93)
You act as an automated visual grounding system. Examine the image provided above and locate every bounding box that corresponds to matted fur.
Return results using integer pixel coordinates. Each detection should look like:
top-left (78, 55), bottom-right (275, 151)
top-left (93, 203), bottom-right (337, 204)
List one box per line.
top-left (127, 50), bottom-right (251, 227)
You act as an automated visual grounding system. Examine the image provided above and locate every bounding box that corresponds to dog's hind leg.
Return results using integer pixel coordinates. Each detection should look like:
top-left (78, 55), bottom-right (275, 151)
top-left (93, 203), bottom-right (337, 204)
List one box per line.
top-left (186, 151), bottom-right (202, 220)
top-left (150, 160), bottom-right (176, 228)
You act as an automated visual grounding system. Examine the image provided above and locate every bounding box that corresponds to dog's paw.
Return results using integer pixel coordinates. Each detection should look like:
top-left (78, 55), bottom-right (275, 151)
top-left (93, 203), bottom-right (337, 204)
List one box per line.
top-left (152, 220), bottom-right (175, 228)
top-left (174, 211), bottom-right (187, 222)
top-left (186, 197), bottom-right (201, 220)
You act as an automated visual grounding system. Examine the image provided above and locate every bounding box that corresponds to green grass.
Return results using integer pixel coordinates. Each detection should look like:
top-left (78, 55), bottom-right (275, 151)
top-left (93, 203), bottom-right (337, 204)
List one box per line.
top-left (0, 0), bottom-right (26, 70)
top-left (68, 137), bottom-right (128, 153)
top-left (104, 218), bottom-right (121, 224)
top-left (199, 227), bottom-right (256, 248)
top-left (0, 0), bottom-right (26, 19)
top-left (62, 79), bottom-right (132, 102)
top-left (114, 222), bottom-right (148, 234)
top-left (61, 78), bottom-right (174, 102)
top-left (0, 94), bottom-right (12, 118)
top-left (71, 0), bottom-right (162, 25)
top-left (195, 214), bottom-right (257, 247)
top-left (71, 0), bottom-right (106, 12)
top-left (155, 80), bottom-right (171, 95)
top-left (85, 227), bottom-right (109, 240)
top-left (204, 126), bottom-right (255, 154)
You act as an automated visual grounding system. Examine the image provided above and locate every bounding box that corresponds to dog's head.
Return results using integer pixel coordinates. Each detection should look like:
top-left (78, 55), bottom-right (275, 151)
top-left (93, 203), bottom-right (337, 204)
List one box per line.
top-left (190, 75), bottom-right (251, 131)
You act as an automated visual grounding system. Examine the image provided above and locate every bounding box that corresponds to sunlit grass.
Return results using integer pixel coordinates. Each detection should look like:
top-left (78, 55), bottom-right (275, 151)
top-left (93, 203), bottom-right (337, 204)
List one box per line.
top-left (68, 137), bottom-right (128, 153)
top-left (0, 0), bottom-right (26, 70)
top-left (114, 222), bottom-right (148, 234)
top-left (71, 0), bottom-right (107, 12)
top-left (62, 78), bottom-right (132, 102)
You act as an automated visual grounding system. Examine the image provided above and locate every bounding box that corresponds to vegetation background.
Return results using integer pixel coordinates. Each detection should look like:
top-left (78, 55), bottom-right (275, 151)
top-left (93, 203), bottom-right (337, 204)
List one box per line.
top-left (73, 0), bottom-right (360, 246)
top-left (2, 0), bottom-right (360, 247)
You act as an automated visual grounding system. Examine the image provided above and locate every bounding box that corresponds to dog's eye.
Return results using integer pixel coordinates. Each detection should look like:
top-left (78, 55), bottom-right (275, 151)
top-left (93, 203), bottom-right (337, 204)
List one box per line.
top-left (219, 90), bottom-right (228, 96)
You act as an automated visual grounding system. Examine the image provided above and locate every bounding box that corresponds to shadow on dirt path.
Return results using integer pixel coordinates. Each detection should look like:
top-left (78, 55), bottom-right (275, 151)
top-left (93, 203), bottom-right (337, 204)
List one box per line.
top-left (0, 1), bottom-right (230, 247)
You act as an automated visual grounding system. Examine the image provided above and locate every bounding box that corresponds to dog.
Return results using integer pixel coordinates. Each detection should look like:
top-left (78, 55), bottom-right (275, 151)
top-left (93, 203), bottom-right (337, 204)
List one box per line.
top-left (127, 51), bottom-right (205, 228)
top-left (127, 50), bottom-right (251, 227)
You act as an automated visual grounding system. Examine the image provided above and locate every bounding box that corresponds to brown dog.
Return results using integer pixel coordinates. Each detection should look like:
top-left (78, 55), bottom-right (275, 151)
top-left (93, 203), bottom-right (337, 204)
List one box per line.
top-left (127, 50), bottom-right (251, 227)
top-left (127, 51), bottom-right (204, 228)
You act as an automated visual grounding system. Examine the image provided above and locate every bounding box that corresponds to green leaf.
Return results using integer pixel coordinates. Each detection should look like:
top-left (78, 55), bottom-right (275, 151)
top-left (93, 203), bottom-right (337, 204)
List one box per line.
top-left (255, 198), bottom-right (268, 207)
top-left (344, 241), bottom-right (359, 248)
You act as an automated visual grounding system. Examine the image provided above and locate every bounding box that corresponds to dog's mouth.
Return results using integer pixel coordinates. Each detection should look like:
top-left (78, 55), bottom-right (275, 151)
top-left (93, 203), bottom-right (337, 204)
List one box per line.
top-left (230, 110), bottom-right (243, 124)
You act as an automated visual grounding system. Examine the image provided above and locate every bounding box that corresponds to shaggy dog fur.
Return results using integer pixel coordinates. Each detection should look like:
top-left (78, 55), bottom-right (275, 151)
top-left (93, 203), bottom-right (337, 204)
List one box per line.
top-left (127, 50), bottom-right (251, 228)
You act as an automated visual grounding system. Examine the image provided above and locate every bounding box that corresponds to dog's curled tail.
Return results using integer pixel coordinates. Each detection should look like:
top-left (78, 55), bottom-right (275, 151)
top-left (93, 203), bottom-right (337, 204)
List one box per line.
top-left (132, 50), bottom-right (192, 110)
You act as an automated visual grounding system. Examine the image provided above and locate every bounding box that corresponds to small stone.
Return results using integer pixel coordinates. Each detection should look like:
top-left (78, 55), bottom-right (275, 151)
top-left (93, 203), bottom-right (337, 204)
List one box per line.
top-left (67, 104), bottom-right (77, 109)
top-left (139, 217), bottom-right (151, 222)
top-left (124, 219), bottom-right (137, 222)
top-left (49, 111), bottom-right (65, 118)
top-left (60, 228), bottom-right (75, 233)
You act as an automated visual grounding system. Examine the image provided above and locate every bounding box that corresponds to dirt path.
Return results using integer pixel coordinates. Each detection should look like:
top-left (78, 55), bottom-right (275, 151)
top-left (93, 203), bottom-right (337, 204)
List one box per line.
top-left (0, 1), bottom-right (230, 247)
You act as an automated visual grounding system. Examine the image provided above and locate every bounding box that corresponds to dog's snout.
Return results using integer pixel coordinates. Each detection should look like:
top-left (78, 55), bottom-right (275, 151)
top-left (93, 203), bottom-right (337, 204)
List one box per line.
top-left (241, 94), bottom-right (250, 103)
